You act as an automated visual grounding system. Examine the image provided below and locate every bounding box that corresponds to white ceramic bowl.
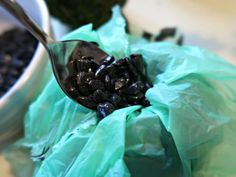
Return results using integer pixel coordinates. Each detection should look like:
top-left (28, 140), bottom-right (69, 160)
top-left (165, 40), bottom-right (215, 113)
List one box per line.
top-left (0, 0), bottom-right (51, 148)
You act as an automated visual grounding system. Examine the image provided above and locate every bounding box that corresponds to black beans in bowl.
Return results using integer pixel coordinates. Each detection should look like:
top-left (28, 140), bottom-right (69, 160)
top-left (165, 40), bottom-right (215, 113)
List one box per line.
top-left (0, 28), bottom-right (38, 97)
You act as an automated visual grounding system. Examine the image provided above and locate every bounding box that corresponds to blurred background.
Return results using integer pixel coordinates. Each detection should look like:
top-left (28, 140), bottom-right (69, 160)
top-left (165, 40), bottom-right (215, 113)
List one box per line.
top-left (124, 0), bottom-right (236, 64)
top-left (48, 0), bottom-right (236, 64)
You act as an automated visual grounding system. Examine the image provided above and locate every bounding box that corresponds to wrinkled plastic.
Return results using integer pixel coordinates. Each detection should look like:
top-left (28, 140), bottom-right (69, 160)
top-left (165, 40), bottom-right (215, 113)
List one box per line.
top-left (6, 6), bottom-right (236, 177)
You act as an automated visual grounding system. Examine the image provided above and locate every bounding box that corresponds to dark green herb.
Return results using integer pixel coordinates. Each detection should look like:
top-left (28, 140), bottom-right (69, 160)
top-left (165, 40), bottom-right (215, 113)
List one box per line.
top-left (45, 0), bottom-right (127, 29)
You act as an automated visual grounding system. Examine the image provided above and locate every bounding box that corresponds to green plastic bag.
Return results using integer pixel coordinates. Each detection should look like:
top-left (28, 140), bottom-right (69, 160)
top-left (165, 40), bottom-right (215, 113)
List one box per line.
top-left (17, 6), bottom-right (236, 177)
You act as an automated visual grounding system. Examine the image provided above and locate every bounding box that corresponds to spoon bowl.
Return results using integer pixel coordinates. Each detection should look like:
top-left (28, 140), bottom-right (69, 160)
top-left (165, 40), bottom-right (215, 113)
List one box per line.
top-left (47, 40), bottom-right (108, 104)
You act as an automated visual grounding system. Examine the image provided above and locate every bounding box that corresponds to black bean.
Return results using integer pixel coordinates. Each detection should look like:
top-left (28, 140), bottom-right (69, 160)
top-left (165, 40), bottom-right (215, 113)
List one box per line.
top-left (125, 57), bottom-right (140, 79)
top-left (92, 89), bottom-right (107, 103)
top-left (104, 75), bottom-right (111, 90)
top-left (78, 84), bottom-right (90, 96)
top-left (77, 71), bottom-right (94, 85)
top-left (90, 60), bottom-right (100, 71)
top-left (106, 63), bottom-right (116, 73)
top-left (88, 79), bottom-right (105, 92)
top-left (84, 71), bottom-right (95, 83)
top-left (177, 35), bottom-right (184, 45)
top-left (76, 58), bottom-right (99, 72)
top-left (77, 95), bottom-right (97, 109)
top-left (0, 66), bottom-right (9, 76)
top-left (95, 64), bottom-right (107, 79)
top-left (101, 56), bottom-right (115, 66)
top-left (2, 54), bottom-right (11, 65)
top-left (116, 66), bottom-right (128, 73)
top-left (114, 78), bottom-right (126, 91)
top-left (77, 72), bottom-right (87, 85)
top-left (8, 68), bottom-right (20, 77)
top-left (4, 44), bottom-right (16, 54)
top-left (155, 27), bottom-right (177, 42)
top-left (144, 81), bottom-right (152, 91)
top-left (126, 92), bottom-right (145, 103)
top-left (106, 64), bottom-right (117, 78)
top-left (110, 79), bottom-right (116, 91)
top-left (123, 72), bottom-right (131, 84)
top-left (122, 81), bottom-right (144, 95)
top-left (97, 102), bottom-right (115, 119)
top-left (11, 57), bottom-right (24, 69)
top-left (142, 99), bottom-right (151, 107)
top-left (64, 77), bottom-right (80, 98)
top-left (137, 81), bottom-right (145, 91)
top-left (76, 59), bottom-right (91, 72)
top-left (143, 32), bottom-right (152, 40)
top-left (130, 54), bottom-right (145, 74)
top-left (160, 27), bottom-right (176, 37)
top-left (109, 94), bottom-right (122, 107)
top-left (114, 58), bottom-right (126, 66)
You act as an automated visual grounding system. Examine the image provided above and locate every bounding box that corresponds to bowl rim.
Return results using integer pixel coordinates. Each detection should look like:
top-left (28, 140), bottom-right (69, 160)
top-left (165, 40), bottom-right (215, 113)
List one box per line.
top-left (0, 0), bottom-right (50, 105)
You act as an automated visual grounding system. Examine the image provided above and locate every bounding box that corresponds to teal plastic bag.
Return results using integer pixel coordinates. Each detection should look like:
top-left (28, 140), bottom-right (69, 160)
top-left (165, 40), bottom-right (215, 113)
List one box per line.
top-left (19, 6), bottom-right (236, 177)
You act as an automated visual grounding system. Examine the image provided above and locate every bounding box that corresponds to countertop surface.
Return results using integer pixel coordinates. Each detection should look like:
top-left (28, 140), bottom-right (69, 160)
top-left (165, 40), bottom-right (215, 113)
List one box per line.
top-left (0, 156), bottom-right (13, 177)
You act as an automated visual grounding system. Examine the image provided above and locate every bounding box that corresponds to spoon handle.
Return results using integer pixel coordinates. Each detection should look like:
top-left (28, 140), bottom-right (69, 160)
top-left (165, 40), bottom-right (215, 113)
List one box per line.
top-left (0, 0), bottom-right (54, 47)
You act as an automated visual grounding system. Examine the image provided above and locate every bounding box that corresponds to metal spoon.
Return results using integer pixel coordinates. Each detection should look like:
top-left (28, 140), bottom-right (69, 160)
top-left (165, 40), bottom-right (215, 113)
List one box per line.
top-left (0, 0), bottom-right (108, 106)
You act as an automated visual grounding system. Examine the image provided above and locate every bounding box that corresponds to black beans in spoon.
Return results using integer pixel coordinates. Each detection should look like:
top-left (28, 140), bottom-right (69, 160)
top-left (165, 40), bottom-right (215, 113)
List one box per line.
top-left (65, 47), bottom-right (152, 120)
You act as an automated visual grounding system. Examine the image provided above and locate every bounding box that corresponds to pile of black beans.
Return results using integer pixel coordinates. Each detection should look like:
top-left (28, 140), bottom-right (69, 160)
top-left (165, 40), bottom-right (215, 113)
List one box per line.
top-left (66, 53), bottom-right (152, 119)
top-left (0, 28), bottom-right (38, 97)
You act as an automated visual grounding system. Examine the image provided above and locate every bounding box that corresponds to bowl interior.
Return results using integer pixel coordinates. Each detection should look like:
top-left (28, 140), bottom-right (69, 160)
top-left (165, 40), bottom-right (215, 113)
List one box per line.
top-left (0, 0), bottom-right (50, 148)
